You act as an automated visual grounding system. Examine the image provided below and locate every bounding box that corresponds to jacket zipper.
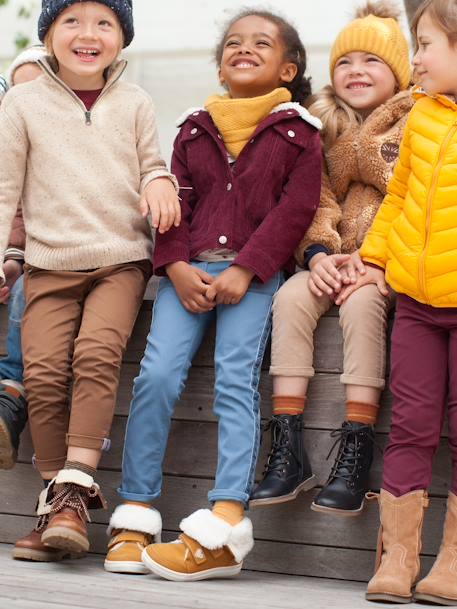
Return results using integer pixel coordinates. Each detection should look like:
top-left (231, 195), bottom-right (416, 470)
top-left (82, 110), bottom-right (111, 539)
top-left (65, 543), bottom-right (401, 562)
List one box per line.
top-left (38, 59), bottom-right (127, 126)
top-left (419, 121), bottom-right (457, 302)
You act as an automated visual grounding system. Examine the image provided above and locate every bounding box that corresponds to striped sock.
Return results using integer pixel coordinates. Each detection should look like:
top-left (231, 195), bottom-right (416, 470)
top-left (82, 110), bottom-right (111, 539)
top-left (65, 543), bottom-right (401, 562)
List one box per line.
top-left (346, 401), bottom-right (379, 426)
top-left (273, 395), bottom-right (306, 416)
top-left (63, 460), bottom-right (97, 478)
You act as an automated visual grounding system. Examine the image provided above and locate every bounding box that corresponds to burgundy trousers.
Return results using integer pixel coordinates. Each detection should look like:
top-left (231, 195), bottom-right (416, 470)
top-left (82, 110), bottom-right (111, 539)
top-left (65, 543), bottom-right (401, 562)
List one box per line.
top-left (383, 294), bottom-right (457, 496)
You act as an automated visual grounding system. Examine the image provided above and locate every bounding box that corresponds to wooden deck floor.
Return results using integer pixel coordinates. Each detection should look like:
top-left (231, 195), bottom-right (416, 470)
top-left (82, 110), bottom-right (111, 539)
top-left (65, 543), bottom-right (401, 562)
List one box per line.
top-left (0, 543), bottom-right (407, 609)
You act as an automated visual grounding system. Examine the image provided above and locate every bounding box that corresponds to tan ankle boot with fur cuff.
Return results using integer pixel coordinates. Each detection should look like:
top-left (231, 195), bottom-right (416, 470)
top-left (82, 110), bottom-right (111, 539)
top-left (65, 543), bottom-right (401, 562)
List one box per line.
top-left (366, 489), bottom-right (429, 604)
top-left (142, 508), bottom-right (254, 581)
top-left (104, 503), bottom-right (162, 574)
top-left (415, 492), bottom-right (457, 605)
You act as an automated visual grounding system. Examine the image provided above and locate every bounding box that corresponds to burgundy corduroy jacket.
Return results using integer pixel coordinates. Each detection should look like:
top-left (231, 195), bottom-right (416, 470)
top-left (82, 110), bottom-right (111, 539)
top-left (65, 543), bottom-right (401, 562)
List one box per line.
top-left (154, 103), bottom-right (323, 283)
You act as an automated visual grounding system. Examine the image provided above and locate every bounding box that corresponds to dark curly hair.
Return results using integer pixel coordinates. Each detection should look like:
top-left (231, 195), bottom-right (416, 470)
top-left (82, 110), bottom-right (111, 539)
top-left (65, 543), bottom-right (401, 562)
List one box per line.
top-left (214, 8), bottom-right (312, 104)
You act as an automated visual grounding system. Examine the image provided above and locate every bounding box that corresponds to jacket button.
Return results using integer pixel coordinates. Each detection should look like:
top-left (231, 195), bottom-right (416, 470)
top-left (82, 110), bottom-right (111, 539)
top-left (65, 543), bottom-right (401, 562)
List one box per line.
top-left (217, 134), bottom-right (222, 139)
top-left (288, 130), bottom-right (296, 138)
top-left (191, 128), bottom-right (198, 135)
top-left (192, 112), bottom-right (199, 116)
top-left (226, 183), bottom-right (232, 191)
top-left (219, 235), bottom-right (228, 245)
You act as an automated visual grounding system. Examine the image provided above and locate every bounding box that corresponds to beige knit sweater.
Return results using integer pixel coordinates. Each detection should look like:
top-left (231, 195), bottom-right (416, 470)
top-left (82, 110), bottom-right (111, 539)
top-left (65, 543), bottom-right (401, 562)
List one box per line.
top-left (0, 58), bottom-right (177, 281)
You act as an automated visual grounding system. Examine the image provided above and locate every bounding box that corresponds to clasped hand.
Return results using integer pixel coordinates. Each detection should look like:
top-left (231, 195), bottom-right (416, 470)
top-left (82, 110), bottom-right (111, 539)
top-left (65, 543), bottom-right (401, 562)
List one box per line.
top-left (166, 262), bottom-right (254, 313)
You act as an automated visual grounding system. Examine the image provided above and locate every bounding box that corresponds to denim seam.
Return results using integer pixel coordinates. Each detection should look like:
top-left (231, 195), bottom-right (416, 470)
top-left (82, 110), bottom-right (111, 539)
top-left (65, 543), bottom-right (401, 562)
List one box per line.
top-left (242, 272), bottom-right (282, 496)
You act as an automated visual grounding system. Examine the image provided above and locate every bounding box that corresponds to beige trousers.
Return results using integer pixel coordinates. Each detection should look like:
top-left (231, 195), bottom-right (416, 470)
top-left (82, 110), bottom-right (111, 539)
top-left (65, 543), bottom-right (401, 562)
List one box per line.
top-left (270, 271), bottom-right (394, 389)
top-left (22, 261), bottom-right (150, 472)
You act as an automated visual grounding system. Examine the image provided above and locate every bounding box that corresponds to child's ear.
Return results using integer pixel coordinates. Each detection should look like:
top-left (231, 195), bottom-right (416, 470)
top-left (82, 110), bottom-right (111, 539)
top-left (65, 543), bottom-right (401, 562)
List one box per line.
top-left (218, 68), bottom-right (225, 85)
top-left (280, 62), bottom-right (298, 84)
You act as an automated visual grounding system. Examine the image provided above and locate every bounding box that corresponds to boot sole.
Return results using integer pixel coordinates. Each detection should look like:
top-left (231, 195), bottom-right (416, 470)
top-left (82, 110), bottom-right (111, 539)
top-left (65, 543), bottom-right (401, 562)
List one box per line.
top-left (12, 546), bottom-right (85, 562)
top-left (0, 417), bottom-right (16, 469)
top-left (104, 559), bottom-right (149, 575)
top-left (415, 592), bottom-right (457, 605)
top-left (310, 499), bottom-right (364, 517)
top-left (249, 475), bottom-right (318, 507)
top-left (366, 592), bottom-right (412, 603)
top-left (141, 548), bottom-right (242, 582)
top-left (41, 527), bottom-right (89, 554)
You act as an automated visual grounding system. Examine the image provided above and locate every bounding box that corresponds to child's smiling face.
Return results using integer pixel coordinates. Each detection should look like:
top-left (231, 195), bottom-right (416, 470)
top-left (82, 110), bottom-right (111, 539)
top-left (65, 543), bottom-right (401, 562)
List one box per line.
top-left (413, 10), bottom-right (457, 98)
top-left (333, 51), bottom-right (397, 118)
top-left (48, 1), bottom-right (123, 90)
top-left (218, 16), bottom-right (297, 99)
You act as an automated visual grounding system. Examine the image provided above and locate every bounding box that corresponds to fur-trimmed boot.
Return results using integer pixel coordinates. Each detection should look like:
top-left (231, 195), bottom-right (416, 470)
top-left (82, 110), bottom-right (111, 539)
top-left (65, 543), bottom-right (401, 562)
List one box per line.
top-left (415, 492), bottom-right (457, 605)
top-left (104, 503), bottom-right (162, 574)
top-left (12, 486), bottom-right (81, 562)
top-left (366, 489), bottom-right (429, 603)
top-left (40, 469), bottom-right (106, 554)
top-left (141, 509), bottom-right (254, 582)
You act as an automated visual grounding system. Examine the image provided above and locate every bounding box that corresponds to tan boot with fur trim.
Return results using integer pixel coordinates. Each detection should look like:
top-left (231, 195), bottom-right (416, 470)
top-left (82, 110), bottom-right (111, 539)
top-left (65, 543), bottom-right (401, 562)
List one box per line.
top-left (104, 504), bottom-right (162, 574)
top-left (366, 489), bottom-right (429, 603)
top-left (415, 492), bottom-right (457, 605)
top-left (141, 509), bottom-right (254, 581)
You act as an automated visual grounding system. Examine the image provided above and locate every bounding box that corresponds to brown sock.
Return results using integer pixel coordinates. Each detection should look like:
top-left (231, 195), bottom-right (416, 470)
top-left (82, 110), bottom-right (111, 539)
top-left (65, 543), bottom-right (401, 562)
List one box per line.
top-left (212, 501), bottom-right (244, 526)
top-left (273, 395), bottom-right (306, 416)
top-left (346, 401), bottom-right (379, 426)
top-left (64, 460), bottom-right (97, 478)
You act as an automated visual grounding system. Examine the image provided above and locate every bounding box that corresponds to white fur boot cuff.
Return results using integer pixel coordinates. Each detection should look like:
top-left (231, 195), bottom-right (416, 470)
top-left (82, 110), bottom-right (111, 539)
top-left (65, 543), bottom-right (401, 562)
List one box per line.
top-left (180, 509), bottom-right (254, 563)
top-left (107, 503), bottom-right (162, 540)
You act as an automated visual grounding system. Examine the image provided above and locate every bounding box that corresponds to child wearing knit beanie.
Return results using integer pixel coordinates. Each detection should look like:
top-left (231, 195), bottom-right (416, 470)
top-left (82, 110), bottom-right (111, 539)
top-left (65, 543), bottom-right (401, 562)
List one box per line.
top-left (251, 1), bottom-right (413, 515)
top-left (1, 0), bottom-right (180, 563)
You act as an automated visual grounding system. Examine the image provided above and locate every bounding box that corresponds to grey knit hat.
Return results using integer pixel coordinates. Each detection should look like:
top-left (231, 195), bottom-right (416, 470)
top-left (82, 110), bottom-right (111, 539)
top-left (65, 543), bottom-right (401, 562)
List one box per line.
top-left (38, 0), bottom-right (134, 48)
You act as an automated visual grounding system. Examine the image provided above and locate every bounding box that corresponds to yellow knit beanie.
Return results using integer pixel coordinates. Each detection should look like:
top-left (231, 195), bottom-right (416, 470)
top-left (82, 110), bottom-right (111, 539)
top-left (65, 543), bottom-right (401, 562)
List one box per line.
top-left (329, 1), bottom-right (411, 90)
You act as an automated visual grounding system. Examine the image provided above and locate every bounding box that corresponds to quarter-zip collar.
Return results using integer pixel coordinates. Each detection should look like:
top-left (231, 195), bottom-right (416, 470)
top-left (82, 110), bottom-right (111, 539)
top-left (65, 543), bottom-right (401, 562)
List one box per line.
top-left (37, 56), bottom-right (127, 124)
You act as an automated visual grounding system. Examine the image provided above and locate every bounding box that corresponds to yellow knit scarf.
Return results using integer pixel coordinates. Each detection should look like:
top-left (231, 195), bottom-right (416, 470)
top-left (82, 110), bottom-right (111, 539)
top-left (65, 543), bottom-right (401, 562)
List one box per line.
top-left (205, 87), bottom-right (292, 159)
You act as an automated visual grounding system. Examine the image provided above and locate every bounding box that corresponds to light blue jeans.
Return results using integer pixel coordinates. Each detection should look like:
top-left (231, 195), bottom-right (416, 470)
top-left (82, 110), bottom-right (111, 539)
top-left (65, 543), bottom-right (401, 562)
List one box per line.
top-left (119, 261), bottom-right (282, 506)
top-left (0, 274), bottom-right (25, 383)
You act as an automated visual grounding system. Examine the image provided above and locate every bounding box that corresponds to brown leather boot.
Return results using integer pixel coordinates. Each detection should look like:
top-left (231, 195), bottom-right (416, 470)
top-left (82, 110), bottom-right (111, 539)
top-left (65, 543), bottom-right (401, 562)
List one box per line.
top-left (366, 489), bottom-right (429, 603)
top-left (13, 513), bottom-right (69, 562)
top-left (41, 469), bottom-right (106, 554)
top-left (415, 492), bottom-right (457, 605)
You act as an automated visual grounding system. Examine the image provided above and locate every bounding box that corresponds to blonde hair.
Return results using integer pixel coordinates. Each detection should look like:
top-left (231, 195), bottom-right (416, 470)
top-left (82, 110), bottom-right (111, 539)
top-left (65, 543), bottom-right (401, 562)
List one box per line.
top-left (307, 85), bottom-right (363, 149)
top-left (412, 0), bottom-right (457, 46)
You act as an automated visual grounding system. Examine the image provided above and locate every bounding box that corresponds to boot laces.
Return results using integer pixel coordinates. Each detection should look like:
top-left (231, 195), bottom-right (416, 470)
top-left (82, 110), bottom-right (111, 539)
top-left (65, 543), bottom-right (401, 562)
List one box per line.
top-left (262, 417), bottom-right (301, 476)
top-left (326, 425), bottom-right (374, 484)
top-left (50, 483), bottom-right (97, 523)
top-left (35, 513), bottom-right (49, 533)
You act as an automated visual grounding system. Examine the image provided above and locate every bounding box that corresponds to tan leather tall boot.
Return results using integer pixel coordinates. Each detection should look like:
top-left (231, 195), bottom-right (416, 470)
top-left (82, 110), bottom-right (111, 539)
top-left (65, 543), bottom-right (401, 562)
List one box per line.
top-left (415, 492), bottom-right (457, 605)
top-left (366, 489), bottom-right (429, 603)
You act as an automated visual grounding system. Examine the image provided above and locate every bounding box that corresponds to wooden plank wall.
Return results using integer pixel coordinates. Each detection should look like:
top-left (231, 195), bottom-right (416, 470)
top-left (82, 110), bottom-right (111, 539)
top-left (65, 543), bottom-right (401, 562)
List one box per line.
top-left (0, 290), bottom-right (450, 582)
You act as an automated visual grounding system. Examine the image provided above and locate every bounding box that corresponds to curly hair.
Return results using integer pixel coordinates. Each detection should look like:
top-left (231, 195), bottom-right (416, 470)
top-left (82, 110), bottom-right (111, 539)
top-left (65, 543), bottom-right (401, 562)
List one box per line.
top-left (214, 8), bottom-right (312, 104)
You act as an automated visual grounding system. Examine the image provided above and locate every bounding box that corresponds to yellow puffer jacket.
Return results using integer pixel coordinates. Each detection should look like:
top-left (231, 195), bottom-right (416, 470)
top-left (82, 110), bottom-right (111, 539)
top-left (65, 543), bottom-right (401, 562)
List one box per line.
top-left (360, 90), bottom-right (457, 307)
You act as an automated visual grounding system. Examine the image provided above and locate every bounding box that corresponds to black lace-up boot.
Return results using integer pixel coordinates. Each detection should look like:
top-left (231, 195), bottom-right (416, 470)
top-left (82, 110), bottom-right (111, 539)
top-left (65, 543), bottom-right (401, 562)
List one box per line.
top-left (0, 383), bottom-right (27, 469)
top-left (311, 421), bottom-right (375, 516)
top-left (250, 414), bottom-right (317, 507)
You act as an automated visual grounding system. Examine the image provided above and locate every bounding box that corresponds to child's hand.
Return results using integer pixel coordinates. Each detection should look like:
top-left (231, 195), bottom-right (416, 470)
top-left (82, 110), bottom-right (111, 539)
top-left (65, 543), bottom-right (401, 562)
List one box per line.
top-left (335, 264), bottom-right (388, 305)
top-left (205, 265), bottom-right (255, 305)
top-left (140, 177), bottom-right (181, 234)
top-left (308, 253), bottom-right (351, 297)
top-left (339, 251), bottom-right (367, 285)
top-left (166, 261), bottom-right (215, 313)
top-left (0, 259), bottom-right (22, 304)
